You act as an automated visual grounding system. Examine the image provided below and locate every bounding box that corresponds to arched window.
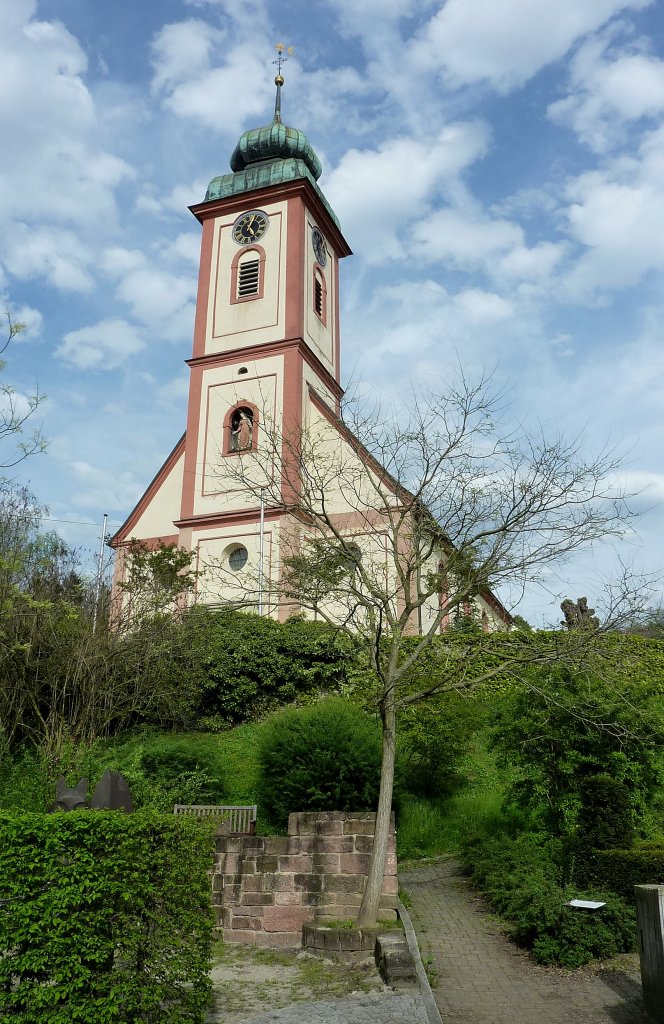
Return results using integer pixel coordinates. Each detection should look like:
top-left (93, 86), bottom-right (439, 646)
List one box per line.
top-left (222, 401), bottom-right (259, 456)
top-left (313, 266), bottom-right (327, 326)
top-left (230, 245), bottom-right (266, 304)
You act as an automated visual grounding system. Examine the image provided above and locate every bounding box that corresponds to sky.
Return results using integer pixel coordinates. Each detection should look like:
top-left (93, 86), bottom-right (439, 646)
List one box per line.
top-left (2, 0), bottom-right (664, 625)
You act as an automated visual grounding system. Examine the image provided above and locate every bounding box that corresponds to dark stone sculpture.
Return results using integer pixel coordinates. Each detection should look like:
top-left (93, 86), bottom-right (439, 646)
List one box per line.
top-left (51, 776), bottom-right (89, 811)
top-left (90, 769), bottom-right (133, 813)
top-left (561, 597), bottom-right (600, 630)
top-left (49, 770), bottom-right (133, 812)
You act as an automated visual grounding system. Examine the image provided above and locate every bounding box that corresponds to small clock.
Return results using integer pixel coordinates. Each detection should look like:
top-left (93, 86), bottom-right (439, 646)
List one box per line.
top-left (311, 226), bottom-right (327, 267)
top-left (233, 210), bottom-right (268, 245)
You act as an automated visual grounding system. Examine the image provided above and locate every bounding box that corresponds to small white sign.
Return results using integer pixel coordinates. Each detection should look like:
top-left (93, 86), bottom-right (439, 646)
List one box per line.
top-left (565, 899), bottom-right (606, 910)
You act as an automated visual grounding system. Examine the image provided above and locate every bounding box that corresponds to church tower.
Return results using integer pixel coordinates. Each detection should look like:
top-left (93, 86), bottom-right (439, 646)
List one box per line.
top-left (111, 65), bottom-right (352, 614)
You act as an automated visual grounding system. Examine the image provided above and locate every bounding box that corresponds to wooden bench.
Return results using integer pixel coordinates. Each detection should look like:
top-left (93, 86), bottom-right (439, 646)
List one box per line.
top-left (173, 804), bottom-right (257, 835)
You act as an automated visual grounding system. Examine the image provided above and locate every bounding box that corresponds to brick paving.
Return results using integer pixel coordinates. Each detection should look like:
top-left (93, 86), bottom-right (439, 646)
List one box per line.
top-left (399, 859), bottom-right (648, 1024)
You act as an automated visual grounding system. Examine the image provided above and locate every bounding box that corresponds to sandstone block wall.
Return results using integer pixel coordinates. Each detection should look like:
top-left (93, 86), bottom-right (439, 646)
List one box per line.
top-left (213, 810), bottom-right (398, 947)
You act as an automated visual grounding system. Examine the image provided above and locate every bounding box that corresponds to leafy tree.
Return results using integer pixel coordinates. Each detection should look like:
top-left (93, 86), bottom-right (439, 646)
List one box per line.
top-left (215, 373), bottom-right (647, 925)
top-left (491, 660), bottom-right (663, 842)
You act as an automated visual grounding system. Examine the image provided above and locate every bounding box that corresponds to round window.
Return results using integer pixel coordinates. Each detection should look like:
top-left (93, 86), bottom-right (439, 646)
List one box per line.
top-left (228, 546), bottom-right (249, 571)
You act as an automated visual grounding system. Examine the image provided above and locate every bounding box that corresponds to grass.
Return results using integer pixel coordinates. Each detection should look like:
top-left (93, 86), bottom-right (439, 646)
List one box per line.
top-left (396, 739), bottom-right (509, 860)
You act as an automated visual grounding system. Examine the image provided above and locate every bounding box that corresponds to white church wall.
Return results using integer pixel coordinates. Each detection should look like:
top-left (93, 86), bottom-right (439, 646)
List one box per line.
top-left (207, 199), bottom-right (288, 355)
top-left (125, 448), bottom-right (185, 542)
top-left (194, 357), bottom-right (283, 518)
top-left (304, 212), bottom-right (335, 374)
top-left (193, 523), bottom-right (275, 610)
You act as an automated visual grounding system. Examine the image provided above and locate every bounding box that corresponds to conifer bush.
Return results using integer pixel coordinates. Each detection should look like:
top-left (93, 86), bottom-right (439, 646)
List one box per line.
top-left (256, 697), bottom-right (383, 828)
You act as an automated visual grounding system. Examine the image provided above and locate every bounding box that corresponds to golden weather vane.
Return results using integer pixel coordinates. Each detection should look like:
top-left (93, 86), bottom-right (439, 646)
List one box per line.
top-left (272, 43), bottom-right (295, 121)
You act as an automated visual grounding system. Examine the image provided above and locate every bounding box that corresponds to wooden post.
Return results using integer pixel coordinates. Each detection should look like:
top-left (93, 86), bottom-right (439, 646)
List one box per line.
top-left (635, 884), bottom-right (664, 1023)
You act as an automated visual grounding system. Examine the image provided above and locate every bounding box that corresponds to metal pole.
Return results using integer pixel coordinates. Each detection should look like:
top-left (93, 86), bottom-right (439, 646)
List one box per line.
top-left (258, 489), bottom-right (265, 615)
top-left (92, 512), bottom-right (108, 634)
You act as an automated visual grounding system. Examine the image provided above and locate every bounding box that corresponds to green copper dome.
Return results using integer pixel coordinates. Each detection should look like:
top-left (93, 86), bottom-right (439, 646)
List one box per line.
top-left (203, 85), bottom-right (340, 229)
top-left (230, 119), bottom-right (322, 181)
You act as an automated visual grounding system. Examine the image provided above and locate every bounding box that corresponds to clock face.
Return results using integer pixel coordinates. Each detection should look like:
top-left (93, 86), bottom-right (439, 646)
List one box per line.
top-left (312, 226), bottom-right (327, 267)
top-left (233, 210), bottom-right (268, 245)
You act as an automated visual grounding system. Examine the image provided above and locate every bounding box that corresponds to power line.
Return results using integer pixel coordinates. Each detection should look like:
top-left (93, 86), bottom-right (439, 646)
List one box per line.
top-left (38, 515), bottom-right (121, 528)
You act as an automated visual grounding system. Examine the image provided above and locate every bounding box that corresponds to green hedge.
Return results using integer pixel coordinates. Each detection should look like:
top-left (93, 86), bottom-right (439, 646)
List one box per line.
top-left (591, 842), bottom-right (664, 898)
top-left (0, 811), bottom-right (215, 1022)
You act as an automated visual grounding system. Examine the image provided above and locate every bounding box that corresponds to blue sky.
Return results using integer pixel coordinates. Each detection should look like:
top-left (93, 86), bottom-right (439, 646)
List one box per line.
top-left (2, 0), bottom-right (664, 624)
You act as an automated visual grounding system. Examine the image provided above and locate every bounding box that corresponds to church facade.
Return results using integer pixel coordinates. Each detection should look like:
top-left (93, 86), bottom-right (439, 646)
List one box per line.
top-left (110, 85), bottom-right (510, 632)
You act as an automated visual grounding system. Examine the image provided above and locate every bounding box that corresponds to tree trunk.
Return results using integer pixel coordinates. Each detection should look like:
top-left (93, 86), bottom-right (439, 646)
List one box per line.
top-left (357, 696), bottom-right (396, 927)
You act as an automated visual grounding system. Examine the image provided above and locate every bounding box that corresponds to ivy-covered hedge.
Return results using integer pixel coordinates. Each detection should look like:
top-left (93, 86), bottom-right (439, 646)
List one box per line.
top-left (0, 811), bottom-right (215, 1023)
top-left (590, 842), bottom-right (664, 898)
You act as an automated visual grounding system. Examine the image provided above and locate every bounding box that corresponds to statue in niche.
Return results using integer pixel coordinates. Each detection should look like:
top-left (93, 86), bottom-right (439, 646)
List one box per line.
top-left (561, 597), bottom-right (600, 630)
top-left (230, 407), bottom-right (254, 451)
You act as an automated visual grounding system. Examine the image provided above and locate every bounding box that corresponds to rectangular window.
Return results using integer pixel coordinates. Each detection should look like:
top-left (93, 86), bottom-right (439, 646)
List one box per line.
top-left (238, 259), bottom-right (260, 297)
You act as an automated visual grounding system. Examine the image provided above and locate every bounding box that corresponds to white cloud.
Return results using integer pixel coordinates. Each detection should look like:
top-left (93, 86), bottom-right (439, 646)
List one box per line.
top-left (3, 226), bottom-right (95, 292)
top-left (161, 232), bottom-right (201, 265)
top-left (150, 20), bottom-right (272, 133)
top-left (549, 34), bottom-right (664, 150)
top-left (561, 126), bottom-right (664, 296)
top-left (56, 319), bottom-right (145, 371)
top-left (411, 0), bottom-right (652, 92)
top-left (411, 208), bottom-right (522, 267)
top-left (0, 5), bottom-right (135, 295)
top-left (326, 122), bottom-right (491, 262)
top-left (68, 460), bottom-right (144, 512)
top-left (453, 288), bottom-right (514, 322)
top-left (100, 246), bottom-right (197, 343)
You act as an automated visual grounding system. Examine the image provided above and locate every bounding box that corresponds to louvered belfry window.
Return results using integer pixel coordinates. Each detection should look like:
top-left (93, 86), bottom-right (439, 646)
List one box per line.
top-left (314, 273), bottom-right (324, 317)
top-left (238, 257), bottom-right (260, 297)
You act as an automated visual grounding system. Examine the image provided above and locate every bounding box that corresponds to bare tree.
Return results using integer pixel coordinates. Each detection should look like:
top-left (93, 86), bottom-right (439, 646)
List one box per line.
top-left (208, 373), bottom-right (648, 925)
top-left (0, 310), bottom-right (46, 468)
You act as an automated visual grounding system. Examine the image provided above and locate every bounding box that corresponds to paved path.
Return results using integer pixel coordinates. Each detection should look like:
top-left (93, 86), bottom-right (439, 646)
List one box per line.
top-left (399, 859), bottom-right (648, 1024)
top-left (215, 992), bottom-right (430, 1024)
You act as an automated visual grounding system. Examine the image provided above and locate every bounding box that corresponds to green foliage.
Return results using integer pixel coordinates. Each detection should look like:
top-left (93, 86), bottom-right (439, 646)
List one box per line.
top-left (85, 733), bottom-right (228, 811)
top-left (490, 663), bottom-right (662, 839)
top-left (120, 539), bottom-right (198, 616)
top-left (0, 810), bottom-right (215, 1022)
top-left (257, 698), bottom-right (383, 828)
top-left (464, 830), bottom-right (636, 968)
top-left (590, 842), bottom-right (664, 897)
top-left (398, 691), bottom-right (488, 798)
top-left (197, 610), bottom-right (353, 726)
top-left (576, 774), bottom-right (634, 852)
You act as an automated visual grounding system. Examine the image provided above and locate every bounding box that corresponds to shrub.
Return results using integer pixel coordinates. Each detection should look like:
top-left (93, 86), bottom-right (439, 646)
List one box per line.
top-left (257, 697), bottom-right (382, 828)
top-left (196, 610), bottom-right (354, 726)
top-left (576, 774), bottom-right (635, 852)
top-left (591, 842), bottom-right (664, 897)
top-left (81, 733), bottom-right (228, 812)
top-left (0, 810), bottom-right (215, 1022)
top-left (463, 830), bottom-right (636, 968)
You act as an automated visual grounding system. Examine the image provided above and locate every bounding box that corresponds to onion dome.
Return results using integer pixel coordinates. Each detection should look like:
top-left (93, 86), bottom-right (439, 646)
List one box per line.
top-left (230, 120), bottom-right (322, 181)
